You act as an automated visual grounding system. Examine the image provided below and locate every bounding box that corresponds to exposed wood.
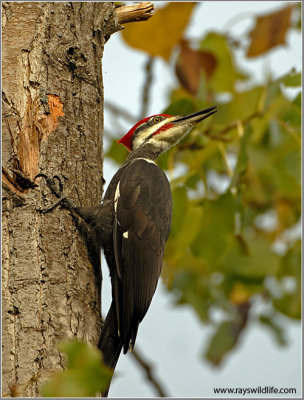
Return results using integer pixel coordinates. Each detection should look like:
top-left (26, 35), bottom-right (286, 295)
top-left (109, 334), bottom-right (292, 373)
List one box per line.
top-left (116, 2), bottom-right (154, 25)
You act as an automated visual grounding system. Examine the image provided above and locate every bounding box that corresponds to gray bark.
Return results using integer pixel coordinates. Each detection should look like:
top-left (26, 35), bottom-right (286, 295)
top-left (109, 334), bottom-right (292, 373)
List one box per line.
top-left (2, 2), bottom-right (118, 396)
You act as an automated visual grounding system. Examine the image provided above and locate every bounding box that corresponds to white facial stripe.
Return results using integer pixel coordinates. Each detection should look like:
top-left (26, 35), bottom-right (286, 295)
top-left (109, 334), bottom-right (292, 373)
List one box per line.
top-left (132, 117), bottom-right (176, 150)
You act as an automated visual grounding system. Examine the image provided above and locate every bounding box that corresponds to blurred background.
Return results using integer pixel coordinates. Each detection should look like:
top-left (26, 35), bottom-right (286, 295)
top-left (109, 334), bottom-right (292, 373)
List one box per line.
top-left (102, 1), bottom-right (301, 397)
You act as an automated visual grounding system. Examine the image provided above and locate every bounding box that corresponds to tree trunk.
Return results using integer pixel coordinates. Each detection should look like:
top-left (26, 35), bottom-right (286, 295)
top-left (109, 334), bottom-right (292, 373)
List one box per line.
top-left (2, 2), bottom-right (118, 396)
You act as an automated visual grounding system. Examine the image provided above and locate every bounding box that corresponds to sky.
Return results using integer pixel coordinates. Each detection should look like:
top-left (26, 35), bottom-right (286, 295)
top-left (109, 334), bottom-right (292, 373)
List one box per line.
top-left (102, 1), bottom-right (302, 397)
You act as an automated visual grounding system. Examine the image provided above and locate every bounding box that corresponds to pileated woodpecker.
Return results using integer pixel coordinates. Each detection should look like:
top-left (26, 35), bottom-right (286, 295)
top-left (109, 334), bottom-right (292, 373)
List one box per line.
top-left (36, 106), bottom-right (217, 396)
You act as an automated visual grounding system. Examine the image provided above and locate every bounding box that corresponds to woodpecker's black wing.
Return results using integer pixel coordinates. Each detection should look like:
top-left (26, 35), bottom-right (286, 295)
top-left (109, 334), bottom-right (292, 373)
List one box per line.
top-left (113, 158), bottom-right (172, 353)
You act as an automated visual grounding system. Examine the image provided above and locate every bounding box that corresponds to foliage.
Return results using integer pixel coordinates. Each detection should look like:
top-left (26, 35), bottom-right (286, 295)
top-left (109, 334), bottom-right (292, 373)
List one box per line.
top-left (41, 340), bottom-right (112, 397)
top-left (106, 3), bottom-right (301, 366)
top-left (121, 2), bottom-right (196, 60)
top-left (246, 5), bottom-right (294, 57)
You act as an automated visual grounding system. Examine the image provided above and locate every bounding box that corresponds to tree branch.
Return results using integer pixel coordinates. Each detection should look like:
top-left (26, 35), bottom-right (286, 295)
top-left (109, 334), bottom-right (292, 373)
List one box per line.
top-left (130, 348), bottom-right (169, 397)
top-left (105, 101), bottom-right (136, 123)
top-left (139, 57), bottom-right (155, 119)
top-left (116, 2), bottom-right (154, 25)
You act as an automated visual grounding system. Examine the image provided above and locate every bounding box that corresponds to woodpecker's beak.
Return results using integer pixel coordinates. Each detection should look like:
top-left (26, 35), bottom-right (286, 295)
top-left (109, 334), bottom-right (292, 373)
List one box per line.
top-left (173, 106), bottom-right (217, 125)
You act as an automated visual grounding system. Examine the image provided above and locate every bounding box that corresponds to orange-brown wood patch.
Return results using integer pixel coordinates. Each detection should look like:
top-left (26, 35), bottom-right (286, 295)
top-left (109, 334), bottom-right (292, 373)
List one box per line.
top-left (43, 94), bottom-right (64, 139)
top-left (2, 94), bottom-right (64, 193)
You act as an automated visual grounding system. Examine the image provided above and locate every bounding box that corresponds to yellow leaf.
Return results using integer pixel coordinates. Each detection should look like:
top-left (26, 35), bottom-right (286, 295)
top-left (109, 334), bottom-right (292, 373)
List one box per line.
top-left (229, 282), bottom-right (251, 305)
top-left (247, 5), bottom-right (294, 58)
top-left (121, 2), bottom-right (196, 60)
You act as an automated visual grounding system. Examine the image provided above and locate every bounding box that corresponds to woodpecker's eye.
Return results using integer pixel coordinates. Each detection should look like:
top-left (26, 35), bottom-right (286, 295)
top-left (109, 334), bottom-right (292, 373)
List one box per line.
top-left (152, 116), bottom-right (161, 124)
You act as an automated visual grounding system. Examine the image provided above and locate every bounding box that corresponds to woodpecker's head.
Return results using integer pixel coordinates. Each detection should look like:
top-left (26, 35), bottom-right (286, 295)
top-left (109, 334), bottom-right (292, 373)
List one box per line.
top-left (118, 106), bottom-right (217, 154)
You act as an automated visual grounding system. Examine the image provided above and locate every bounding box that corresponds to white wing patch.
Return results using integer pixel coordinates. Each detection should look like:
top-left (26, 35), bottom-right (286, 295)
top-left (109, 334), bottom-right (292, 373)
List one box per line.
top-left (113, 180), bottom-right (122, 280)
top-left (114, 181), bottom-right (120, 213)
top-left (123, 231), bottom-right (129, 239)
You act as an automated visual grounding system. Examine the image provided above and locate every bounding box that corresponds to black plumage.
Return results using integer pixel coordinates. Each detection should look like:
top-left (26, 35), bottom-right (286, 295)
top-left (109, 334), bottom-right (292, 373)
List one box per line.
top-left (114, 160), bottom-right (171, 350)
top-left (95, 158), bottom-right (172, 375)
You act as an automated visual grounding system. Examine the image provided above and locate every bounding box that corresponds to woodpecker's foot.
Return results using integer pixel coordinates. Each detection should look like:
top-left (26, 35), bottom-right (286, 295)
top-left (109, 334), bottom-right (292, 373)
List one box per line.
top-left (35, 174), bottom-right (76, 213)
top-left (35, 173), bottom-right (97, 236)
top-left (35, 173), bottom-right (101, 281)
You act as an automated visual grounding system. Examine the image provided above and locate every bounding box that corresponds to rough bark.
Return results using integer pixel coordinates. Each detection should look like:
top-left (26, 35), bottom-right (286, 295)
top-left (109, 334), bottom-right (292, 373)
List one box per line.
top-left (2, 2), bottom-right (119, 396)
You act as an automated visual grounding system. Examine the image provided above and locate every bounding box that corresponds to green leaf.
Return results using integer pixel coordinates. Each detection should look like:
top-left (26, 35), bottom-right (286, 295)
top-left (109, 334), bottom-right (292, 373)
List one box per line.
top-left (246, 96), bottom-right (301, 206)
top-left (272, 241), bottom-right (301, 319)
top-left (213, 86), bottom-right (265, 126)
top-left (293, 92), bottom-right (301, 108)
top-left (276, 240), bottom-right (301, 279)
top-left (230, 124), bottom-right (252, 189)
top-left (175, 204), bottom-right (203, 251)
top-left (162, 98), bottom-right (196, 116)
top-left (199, 32), bottom-right (247, 93)
top-left (191, 193), bottom-right (236, 267)
top-left (172, 270), bottom-right (211, 322)
top-left (176, 139), bottom-right (224, 177)
top-left (41, 340), bottom-right (112, 397)
top-left (273, 291), bottom-right (301, 320)
top-left (259, 313), bottom-right (287, 346)
top-left (277, 70), bottom-right (301, 87)
top-left (106, 140), bottom-right (128, 165)
top-left (170, 186), bottom-right (188, 239)
top-left (205, 321), bottom-right (237, 365)
top-left (205, 303), bottom-right (249, 366)
top-left (220, 235), bottom-right (280, 279)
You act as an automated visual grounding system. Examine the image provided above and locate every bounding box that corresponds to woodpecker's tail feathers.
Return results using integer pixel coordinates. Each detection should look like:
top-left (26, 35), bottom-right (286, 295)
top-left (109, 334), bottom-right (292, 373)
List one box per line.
top-left (98, 302), bottom-right (123, 397)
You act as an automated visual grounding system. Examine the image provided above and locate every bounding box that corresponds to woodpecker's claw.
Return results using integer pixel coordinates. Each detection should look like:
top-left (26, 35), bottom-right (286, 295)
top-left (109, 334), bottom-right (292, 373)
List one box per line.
top-left (35, 173), bottom-right (68, 213)
top-left (35, 173), bottom-right (64, 197)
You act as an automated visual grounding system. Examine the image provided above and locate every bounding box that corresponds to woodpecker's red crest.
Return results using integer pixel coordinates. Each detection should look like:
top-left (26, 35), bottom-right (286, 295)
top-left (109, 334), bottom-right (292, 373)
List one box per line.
top-left (118, 106), bottom-right (217, 152)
